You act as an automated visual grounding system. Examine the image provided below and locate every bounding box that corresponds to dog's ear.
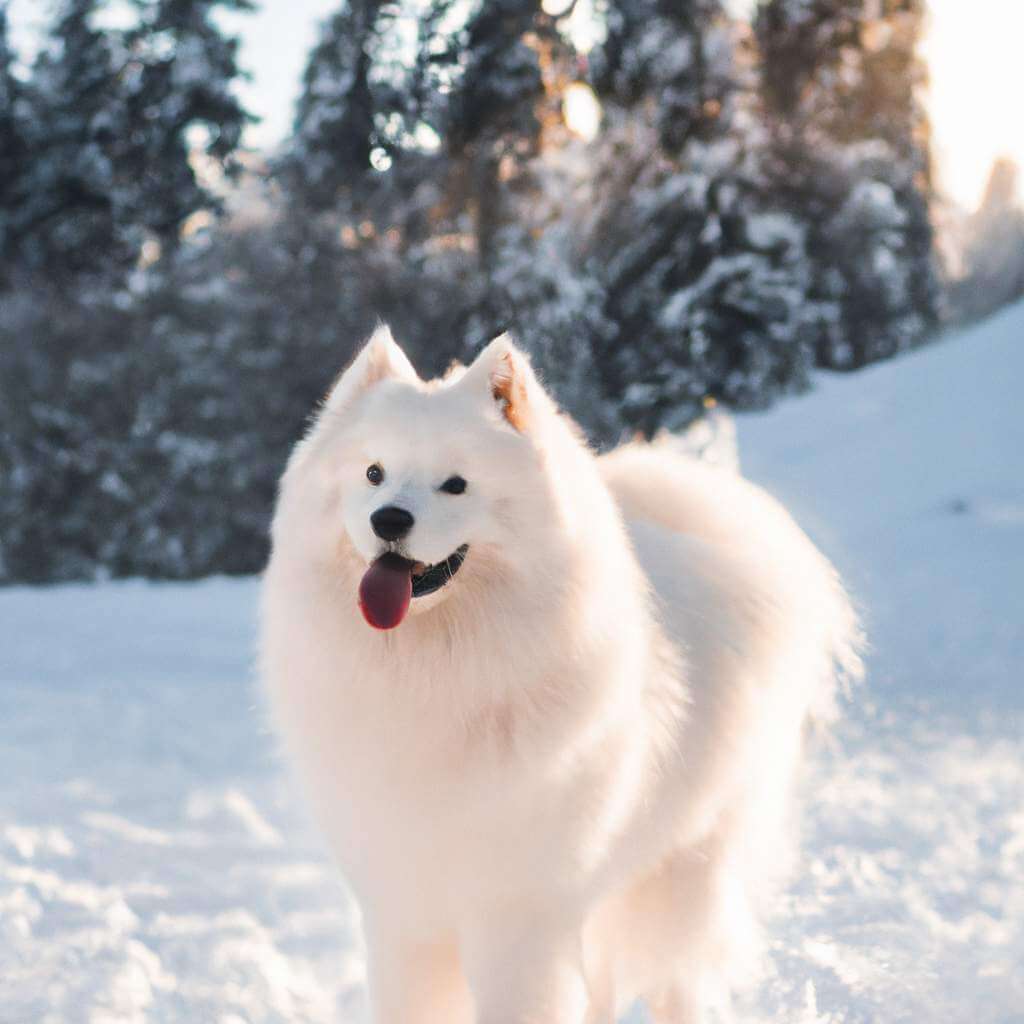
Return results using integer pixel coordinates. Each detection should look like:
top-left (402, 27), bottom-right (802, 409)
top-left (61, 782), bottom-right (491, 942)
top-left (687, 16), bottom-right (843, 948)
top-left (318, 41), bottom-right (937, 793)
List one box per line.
top-left (461, 333), bottom-right (541, 433)
top-left (325, 324), bottom-right (419, 412)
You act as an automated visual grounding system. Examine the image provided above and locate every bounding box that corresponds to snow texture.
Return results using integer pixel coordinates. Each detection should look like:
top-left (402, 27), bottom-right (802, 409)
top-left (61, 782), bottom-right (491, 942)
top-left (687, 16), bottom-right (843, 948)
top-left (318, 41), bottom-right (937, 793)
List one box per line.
top-left (1, 302), bottom-right (1023, 1022)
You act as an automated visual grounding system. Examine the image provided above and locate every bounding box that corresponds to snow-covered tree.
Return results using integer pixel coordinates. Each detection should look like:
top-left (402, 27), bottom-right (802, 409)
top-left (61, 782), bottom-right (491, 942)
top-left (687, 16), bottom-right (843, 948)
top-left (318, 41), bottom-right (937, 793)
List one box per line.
top-left (445, 0), bottom-right (546, 274)
top-left (0, 0), bottom-right (951, 585)
top-left (11, 0), bottom-right (131, 279)
top-left (755, 0), bottom-right (940, 368)
top-left (0, 0), bottom-right (29, 280)
top-left (8, 0), bottom-right (251, 283)
top-left (285, 0), bottom-right (385, 210)
top-left (120, 0), bottom-right (254, 241)
top-left (593, 0), bottom-right (735, 153)
top-left (458, 141), bottom-right (621, 440)
top-left (0, 0), bottom-right (256, 582)
top-left (442, 0), bottom-right (621, 431)
top-left (580, 0), bottom-right (818, 435)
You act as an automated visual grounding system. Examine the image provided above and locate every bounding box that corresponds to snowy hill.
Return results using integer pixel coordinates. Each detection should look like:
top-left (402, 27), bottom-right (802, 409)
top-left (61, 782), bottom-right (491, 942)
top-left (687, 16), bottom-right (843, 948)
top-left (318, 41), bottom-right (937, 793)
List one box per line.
top-left (739, 298), bottom-right (1024, 716)
top-left (1, 304), bottom-right (1022, 1023)
top-left (734, 300), bottom-right (1024, 1022)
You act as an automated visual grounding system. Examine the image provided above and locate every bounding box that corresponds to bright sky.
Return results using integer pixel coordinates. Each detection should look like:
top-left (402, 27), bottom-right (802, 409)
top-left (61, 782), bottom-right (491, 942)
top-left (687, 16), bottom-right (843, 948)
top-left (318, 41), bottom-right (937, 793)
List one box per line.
top-left (8, 0), bottom-right (1024, 211)
top-left (920, 0), bottom-right (1024, 209)
top-left (215, 0), bottom-right (340, 148)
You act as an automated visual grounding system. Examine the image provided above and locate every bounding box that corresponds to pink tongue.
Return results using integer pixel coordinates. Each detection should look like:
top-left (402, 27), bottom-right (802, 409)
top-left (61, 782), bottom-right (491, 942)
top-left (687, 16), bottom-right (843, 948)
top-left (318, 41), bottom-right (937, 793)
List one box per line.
top-left (358, 552), bottom-right (413, 630)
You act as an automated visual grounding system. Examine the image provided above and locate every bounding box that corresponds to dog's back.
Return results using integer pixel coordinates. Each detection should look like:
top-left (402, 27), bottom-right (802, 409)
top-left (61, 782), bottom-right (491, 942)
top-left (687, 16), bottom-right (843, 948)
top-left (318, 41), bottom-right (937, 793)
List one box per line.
top-left (601, 440), bottom-right (862, 729)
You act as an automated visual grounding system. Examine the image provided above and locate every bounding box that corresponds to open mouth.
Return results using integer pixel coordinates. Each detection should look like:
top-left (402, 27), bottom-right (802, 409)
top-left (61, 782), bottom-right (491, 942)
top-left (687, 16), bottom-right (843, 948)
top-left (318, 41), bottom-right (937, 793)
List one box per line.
top-left (357, 545), bottom-right (469, 630)
top-left (410, 544), bottom-right (469, 598)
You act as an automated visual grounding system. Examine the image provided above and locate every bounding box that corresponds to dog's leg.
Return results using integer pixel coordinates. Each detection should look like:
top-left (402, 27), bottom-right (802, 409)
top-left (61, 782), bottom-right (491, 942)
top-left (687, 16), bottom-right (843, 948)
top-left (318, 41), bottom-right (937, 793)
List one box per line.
top-left (365, 929), bottom-right (473, 1024)
top-left (461, 913), bottom-right (588, 1024)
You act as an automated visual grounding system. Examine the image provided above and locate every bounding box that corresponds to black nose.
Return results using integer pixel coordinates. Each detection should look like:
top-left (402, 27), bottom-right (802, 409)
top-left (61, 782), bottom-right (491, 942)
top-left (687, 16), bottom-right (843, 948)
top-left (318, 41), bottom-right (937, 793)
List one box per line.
top-left (371, 505), bottom-right (415, 542)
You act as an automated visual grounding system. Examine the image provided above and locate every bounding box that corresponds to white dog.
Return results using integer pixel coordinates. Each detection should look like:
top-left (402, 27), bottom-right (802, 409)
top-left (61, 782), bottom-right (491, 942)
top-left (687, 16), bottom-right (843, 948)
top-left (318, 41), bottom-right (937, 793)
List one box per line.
top-left (261, 326), bottom-right (861, 1024)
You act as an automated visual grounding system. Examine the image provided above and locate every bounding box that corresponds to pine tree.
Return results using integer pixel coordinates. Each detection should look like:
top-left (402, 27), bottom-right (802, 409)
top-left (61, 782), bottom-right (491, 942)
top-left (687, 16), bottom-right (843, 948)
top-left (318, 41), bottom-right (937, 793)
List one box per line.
top-left (281, 0), bottom-right (474, 380)
top-left (755, 0), bottom-right (940, 368)
top-left (0, 1), bottom-right (28, 281)
top-left (581, 0), bottom-right (818, 436)
top-left (437, 0), bottom-right (631, 437)
top-left (9, 0), bottom-right (252, 284)
top-left (121, 0), bottom-right (254, 244)
top-left (447, 0), bottom-right (547, 157)
top-left (282, 0), bottom-right (586, 391)
top-left (274, 0), bottom-right (940, 444)
top-left (440, 0), bottom-right (551, 269)
top-left (593, 0), bottom-right (735, 153)
top-left (286, 0), bottom-right (385, 210)
top-left (13, 0), bottom-right (131, 279)
top-left (0, 0), bottom-right (255, 583)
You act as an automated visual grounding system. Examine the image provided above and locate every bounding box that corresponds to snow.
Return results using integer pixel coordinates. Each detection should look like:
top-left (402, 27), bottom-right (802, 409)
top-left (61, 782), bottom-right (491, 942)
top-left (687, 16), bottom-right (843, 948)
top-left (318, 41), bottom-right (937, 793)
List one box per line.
top-left (2, 302), bottom-right (1023, 1022)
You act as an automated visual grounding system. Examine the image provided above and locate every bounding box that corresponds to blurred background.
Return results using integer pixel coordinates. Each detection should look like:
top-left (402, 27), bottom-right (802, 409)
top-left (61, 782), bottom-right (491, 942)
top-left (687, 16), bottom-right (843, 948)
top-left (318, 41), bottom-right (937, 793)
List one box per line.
top-left (1, 3), bottom-right (1023, 1022)
top-left (1, 0), bottom-right (1021, 584)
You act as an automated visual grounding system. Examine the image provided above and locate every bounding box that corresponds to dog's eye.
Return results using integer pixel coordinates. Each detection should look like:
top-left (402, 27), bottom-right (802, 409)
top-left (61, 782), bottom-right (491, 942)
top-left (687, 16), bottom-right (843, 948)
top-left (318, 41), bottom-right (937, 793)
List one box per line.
top-left (440, 475), bottom-right (467, 495)
top-left (366, 464), bottom-right (384, 486)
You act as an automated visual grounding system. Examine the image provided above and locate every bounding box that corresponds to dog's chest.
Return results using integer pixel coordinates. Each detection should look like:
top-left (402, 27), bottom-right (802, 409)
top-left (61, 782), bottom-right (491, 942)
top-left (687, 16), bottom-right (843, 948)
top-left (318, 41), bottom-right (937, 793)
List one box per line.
top-left (299, 675), bottom-right (619, 905)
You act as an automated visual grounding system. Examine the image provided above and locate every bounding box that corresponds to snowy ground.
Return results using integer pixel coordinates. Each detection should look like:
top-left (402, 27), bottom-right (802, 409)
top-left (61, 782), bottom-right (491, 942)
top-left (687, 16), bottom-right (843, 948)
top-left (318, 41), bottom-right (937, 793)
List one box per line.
top-left (1, 303), bottom-right (1022, 1023)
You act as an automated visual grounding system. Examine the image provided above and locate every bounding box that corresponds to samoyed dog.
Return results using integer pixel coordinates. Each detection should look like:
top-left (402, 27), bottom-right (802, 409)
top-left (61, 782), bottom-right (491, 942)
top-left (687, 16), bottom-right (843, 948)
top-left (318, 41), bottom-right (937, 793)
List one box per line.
top-left (261, 325), bottom-right (861, 1024)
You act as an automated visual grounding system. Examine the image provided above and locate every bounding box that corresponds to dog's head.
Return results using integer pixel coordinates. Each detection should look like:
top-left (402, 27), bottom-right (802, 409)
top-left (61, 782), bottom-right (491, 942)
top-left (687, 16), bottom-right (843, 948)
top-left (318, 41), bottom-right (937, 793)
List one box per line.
top-left (276, 325), bottom-right (569, 629)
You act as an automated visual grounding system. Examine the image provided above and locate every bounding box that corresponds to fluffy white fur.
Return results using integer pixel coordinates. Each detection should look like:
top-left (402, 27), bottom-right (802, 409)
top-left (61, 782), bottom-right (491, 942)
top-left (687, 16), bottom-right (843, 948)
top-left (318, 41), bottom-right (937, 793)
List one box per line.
top-left (260, 325), bottom-right (862, 1024)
